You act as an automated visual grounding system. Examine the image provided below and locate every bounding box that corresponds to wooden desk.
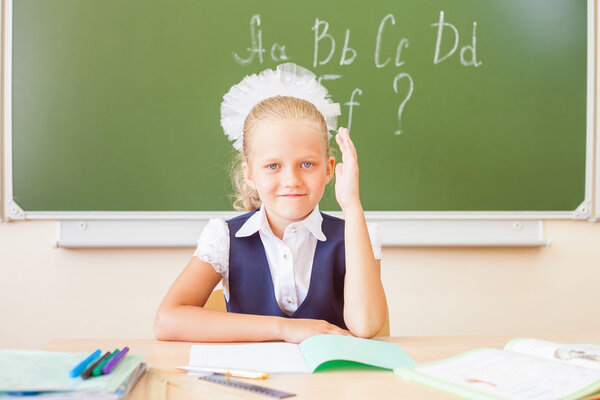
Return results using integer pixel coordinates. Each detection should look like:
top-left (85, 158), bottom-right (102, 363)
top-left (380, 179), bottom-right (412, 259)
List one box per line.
top-left (45, 333), bottom-right (600, 399)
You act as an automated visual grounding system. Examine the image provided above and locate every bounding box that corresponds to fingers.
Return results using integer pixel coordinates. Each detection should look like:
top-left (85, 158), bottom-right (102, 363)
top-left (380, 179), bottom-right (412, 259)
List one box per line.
top-left (338, 127), bottom-right (356, 154)
top-left (330, 327), bottom-right (354, 337)
top-left (335, 162), bottom-right (344, 178)
top-left (293, 319), bottom-right (355, 341)
top-left (335, 127), bottom-right (348, 153)
top-left (335, 129), bottom-right (345, 155)
top-left (323, 321), bottom-right (354, 337)
top-left (336, 127), bottom-right (357, 161)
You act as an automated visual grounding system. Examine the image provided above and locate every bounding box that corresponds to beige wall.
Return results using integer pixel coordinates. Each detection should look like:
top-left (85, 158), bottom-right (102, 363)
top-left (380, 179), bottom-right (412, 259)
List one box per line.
top-left (1, 218), bottom-right (598, 349)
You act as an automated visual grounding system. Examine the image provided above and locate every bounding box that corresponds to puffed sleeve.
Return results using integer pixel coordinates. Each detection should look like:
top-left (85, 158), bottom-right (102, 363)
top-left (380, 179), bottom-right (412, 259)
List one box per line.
top-left (366, 223), bottom-right (383, 260)
top-left (193, 219), bottom-right (230, 276)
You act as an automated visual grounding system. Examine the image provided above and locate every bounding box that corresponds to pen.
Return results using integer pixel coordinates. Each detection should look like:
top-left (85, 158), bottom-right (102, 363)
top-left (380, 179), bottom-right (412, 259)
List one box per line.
top-left (81, 351), bottom-right (111, 379)
top-left (177, 366), bottom-right (268, 379)
top-left (102, 346), bottom-right (129, 375)
top-left (93, 349), bottom-right (119, 376)
top-left (70, 349), bottom-right (101, 378)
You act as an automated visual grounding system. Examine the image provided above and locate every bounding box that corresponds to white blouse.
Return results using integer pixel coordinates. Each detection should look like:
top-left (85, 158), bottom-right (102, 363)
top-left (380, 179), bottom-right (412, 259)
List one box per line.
top-left (193, 205), bottom-right (382, 315)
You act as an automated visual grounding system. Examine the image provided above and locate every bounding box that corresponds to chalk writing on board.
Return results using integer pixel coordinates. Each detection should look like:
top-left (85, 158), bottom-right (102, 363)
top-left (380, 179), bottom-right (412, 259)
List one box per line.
top-left (345, 88), bottom-right (363, 134)
top-left (392, 73), bottom-right (414, 136)
top-left (270, 43), bottom-right (289, 63)
top-left (375, 14), bottom-right (411, 69)
top-left (340, 29), bottom-right (357, 66)
top-left (432, 11), bottom-right (482, 67)
top-left (312, 18), bottom-right (359, 67)
top-left (396, 39), bottom-right (409, 67)
top-left (233, 14), bottom-right (289, 65)
top-left (233, 11), bottom-right (482, 136)
top-left (317, 75), bottom-right (343, 84)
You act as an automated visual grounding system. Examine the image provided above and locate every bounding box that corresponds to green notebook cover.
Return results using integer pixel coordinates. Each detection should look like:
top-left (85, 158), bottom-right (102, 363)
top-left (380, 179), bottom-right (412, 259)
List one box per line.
top-left (299, 334), bottom-right (417, 372)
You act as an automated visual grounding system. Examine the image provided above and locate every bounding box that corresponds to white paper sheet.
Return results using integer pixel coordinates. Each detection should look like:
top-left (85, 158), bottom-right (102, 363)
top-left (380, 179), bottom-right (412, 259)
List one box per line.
top-left (188, 342), bottom-right (310, 374)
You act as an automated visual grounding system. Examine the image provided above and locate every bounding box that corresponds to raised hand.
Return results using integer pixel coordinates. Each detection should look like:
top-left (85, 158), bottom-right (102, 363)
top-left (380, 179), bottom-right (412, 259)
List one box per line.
top-left (334, 127), bottom-right (362, 213)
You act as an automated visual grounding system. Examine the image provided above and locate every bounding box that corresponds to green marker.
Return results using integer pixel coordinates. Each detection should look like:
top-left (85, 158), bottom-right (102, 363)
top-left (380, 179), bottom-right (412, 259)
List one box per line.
top-left (92, 349), bottom-right (119, 376)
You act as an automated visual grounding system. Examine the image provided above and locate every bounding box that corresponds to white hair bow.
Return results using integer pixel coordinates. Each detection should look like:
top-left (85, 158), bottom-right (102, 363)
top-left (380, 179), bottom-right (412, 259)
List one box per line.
top-left (220, 63), bottom-right (342, 151)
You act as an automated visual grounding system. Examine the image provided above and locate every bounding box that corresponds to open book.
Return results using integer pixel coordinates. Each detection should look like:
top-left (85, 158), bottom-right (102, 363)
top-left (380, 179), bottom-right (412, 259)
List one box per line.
top-left (189, 334), bottom-right (416, 374)
top-left (394, 338), bottom-right (600, 400)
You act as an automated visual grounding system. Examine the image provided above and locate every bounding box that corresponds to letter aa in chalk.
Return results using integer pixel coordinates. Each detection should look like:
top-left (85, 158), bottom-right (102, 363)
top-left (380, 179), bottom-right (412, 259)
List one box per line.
top-left (233, 14), bottom-right (266, 65)
top-left (233, 15), bottom-right (289, 65)
top-left (270, 43), bottom-right (289, 62)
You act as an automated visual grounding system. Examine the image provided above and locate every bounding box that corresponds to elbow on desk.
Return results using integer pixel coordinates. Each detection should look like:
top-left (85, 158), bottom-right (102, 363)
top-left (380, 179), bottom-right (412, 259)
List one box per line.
top-left (346, 315), bottom-right (386, 339)
top-left (153, 310), bottom-right (175, 341)
top-left (345, 308), bottom-right (388, 339)
top-left (347, 325), bottom-right (380, 340)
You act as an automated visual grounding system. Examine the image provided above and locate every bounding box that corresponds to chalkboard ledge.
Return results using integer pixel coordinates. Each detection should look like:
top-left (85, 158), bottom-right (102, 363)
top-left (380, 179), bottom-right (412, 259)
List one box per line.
top-left (54, 218), bottom-right (549, 248)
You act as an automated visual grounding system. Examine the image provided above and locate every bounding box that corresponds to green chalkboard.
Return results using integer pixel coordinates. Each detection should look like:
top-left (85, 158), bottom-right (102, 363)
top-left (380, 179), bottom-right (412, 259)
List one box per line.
top-left (11, 0), bottom-right (588, 213)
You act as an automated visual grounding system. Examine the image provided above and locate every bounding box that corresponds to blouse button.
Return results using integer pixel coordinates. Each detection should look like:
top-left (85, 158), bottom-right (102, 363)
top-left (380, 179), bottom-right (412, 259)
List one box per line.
top-left (291, 227), bottom-right (297, 233)
top-left (283, 253), bottom-right (288, 259)
top-left (286, 297), bottom-right (293, 304)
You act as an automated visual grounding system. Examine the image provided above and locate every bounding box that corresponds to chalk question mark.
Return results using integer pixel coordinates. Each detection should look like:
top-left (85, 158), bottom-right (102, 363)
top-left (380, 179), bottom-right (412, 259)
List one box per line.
top-left (392, 72), bottom-right (414, 135)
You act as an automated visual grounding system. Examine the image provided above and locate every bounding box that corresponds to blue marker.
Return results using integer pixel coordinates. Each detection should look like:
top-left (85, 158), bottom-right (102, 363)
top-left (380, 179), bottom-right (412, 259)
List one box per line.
top-left (7, 392), bottom-right (40, 396)
top-left (70, 349), bottom-right (102, 378)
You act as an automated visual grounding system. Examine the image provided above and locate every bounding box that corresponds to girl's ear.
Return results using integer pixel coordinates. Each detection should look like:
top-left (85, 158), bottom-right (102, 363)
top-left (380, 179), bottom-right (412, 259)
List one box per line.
top-left (242, 161), bottom-right (256, 189)
top-left (326, 156), bottom-right (336, 183)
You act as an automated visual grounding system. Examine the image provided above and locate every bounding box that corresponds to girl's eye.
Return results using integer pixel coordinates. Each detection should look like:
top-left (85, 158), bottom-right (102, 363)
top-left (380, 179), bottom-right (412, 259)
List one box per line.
top-left (301, 162), bottom-right (313, 168)
top-left (266, 163), bottom-right (279, 170)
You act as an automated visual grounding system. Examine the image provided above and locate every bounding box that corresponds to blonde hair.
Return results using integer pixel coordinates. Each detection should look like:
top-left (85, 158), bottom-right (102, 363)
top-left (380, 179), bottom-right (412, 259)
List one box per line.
top-left (230, 96), bottom-right (333, 211)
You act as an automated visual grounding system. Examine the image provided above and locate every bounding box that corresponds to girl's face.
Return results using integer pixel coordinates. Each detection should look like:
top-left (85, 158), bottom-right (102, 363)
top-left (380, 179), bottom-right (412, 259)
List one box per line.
top-left (243, 119), bottom-right (335, 233)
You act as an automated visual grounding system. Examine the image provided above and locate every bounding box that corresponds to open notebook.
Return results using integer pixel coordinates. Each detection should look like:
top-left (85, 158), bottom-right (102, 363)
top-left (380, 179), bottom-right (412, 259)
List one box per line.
top-left (189, 334), bottom-right (416, 374)
top-left (394, 338), bottom-right (600, 400)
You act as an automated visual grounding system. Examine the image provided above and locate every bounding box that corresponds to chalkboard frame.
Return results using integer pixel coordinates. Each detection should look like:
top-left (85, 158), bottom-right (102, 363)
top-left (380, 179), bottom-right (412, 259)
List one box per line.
top-left (596, 6), bottom-right (600, 223)
top-left (1, 0), bottom-right (597, 246)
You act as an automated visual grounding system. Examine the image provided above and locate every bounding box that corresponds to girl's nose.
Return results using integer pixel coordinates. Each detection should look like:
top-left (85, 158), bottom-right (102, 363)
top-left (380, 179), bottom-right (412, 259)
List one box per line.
top-left (281, 167), bottom-right (301, 187)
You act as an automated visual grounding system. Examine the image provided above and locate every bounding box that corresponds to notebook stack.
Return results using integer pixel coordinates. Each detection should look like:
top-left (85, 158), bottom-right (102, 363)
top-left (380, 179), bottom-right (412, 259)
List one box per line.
top-left (0, 349), bottom-right (146, 399)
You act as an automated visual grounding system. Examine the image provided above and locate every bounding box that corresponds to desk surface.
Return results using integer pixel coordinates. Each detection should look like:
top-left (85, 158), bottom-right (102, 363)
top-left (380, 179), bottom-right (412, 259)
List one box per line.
top-left (45, 333), bottom-right (600, 399)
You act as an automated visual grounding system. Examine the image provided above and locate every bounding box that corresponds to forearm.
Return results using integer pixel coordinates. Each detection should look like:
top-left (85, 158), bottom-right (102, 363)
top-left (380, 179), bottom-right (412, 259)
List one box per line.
top-left (342, 205), bottom-right (388, 338)
top-left (154, 305), bottom-right (285, 342)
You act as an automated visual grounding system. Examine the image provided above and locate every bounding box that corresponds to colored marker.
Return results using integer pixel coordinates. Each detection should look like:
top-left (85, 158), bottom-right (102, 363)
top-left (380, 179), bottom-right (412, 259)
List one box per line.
top-left (102, 346), bottom-right (129, 375)
top-left (93, 349), bottom-right (119, 376)
top-left (70, 349), bottom-right (101, 378)
top-left (81, 351), bottom-right (111, 379)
